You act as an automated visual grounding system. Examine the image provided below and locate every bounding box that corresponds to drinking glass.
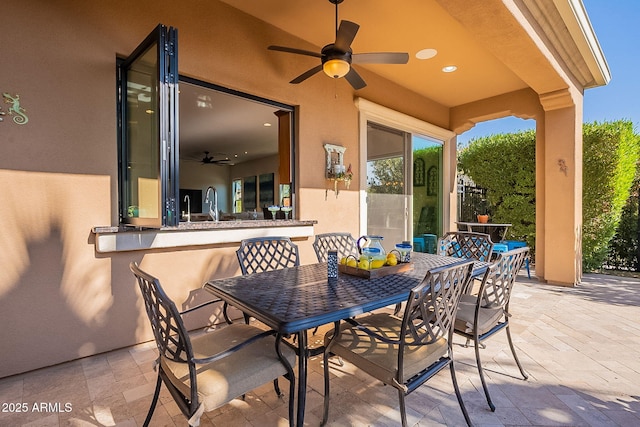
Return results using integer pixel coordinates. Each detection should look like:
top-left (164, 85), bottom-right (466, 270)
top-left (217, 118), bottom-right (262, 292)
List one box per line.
top-left (281, 206), bottom-right (292, 219)
top-left (268, 205), bottom-right (280, 220)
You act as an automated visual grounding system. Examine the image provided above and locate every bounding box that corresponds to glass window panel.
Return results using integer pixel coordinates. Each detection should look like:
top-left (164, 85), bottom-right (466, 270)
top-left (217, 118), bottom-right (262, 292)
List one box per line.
top-left (125, 46), bottom-right (160, 221)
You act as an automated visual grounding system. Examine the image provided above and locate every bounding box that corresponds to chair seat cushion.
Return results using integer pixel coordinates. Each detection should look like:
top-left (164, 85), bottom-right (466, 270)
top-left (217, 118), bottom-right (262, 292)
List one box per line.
top-left (161, 324), bottom-right (296, 412)
top-left (325, 313), bottom-right (448, 387)
top-left (455, 298), bottom-right (505, 336)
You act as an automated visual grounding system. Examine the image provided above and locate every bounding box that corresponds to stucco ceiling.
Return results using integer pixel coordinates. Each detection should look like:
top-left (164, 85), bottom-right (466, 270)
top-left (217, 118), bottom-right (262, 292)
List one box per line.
top-left (180, 0), bottom-right (607, 162)
top-left (219, 0), bottom-right (530, 108)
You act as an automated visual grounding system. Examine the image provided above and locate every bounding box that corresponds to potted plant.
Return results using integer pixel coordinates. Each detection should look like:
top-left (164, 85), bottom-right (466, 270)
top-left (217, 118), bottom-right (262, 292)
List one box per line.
top-left (476, 199), bottom-right (489, 223)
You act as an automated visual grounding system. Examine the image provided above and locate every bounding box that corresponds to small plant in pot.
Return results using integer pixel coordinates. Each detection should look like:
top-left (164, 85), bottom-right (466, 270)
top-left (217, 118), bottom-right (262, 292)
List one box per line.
top-left (476, 199), bottom-right (489, 223)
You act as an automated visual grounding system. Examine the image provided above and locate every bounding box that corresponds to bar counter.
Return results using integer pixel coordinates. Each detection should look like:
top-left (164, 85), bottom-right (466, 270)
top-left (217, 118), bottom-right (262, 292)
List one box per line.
top-left (92, 219), bottom-right (317, 253)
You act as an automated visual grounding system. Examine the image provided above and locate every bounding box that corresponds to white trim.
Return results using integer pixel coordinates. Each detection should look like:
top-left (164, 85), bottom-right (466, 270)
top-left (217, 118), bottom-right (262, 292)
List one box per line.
top-left (355, 98), bottom-right (456, 238)
top-left (94, 223), bottom-right (315, 253)
top-left (355, 99), bottom-right (455, 141)
top-left (553, 0), bottom-right (611, 86)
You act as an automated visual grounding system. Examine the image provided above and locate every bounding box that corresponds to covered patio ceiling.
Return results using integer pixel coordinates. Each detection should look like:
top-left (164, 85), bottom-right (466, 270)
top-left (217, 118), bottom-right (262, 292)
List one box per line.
top-left (220, 0), bottom-right (608, 111)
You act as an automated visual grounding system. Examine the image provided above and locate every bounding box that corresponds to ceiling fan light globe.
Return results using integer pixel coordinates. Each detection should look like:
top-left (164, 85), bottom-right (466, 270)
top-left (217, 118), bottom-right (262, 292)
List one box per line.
top-left (323, 59), bottom-right (350, 79)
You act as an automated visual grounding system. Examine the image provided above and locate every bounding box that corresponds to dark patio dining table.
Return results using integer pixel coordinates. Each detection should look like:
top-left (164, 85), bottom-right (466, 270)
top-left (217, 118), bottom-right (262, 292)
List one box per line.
top-left (204, 252), bottom-right (489, 426)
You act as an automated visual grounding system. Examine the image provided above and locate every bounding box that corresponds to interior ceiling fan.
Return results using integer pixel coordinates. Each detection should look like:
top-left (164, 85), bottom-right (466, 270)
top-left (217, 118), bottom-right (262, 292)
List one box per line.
top-left (268, 0), bottom-right (409, 90)
top-left (199, 151), bottom-right (231, 165)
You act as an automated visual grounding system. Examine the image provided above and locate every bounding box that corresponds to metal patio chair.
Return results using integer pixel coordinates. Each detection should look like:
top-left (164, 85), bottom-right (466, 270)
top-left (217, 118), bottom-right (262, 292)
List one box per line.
top-left (322, 260), bottom-right (475, 427)
top-left (230, 236), bottom-right (301, 324)
top-left (129, 262), bottom-right (296, 427)
top-left (438, 231), bottom-right (494, 263)
top-left (453, 246), bottom-right (530, 411)
top-left (313, 232), bottom-right (359, 262)
top-left (236, 236), bottom-right (300, 274)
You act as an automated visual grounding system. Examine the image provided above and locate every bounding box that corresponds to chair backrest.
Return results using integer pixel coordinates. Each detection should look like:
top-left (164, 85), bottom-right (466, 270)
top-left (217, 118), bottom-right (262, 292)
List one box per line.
top-left (438, 231), bottom-right (494, 262)
top-left (312, 232), bottom-right (359, 262)
top-left (129, 262), bottom-right (198, 405)
top-left (400, 259), bottom-right (475, 347)
top-left (236, 236), bottom-right (300, 275)
top-left (477, 246), bottom-right (529, 310)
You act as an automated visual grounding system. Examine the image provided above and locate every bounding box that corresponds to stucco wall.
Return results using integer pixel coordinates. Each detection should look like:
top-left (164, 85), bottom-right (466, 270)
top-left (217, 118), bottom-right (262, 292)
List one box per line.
top-left (0, 0), bottom-right (451, 377)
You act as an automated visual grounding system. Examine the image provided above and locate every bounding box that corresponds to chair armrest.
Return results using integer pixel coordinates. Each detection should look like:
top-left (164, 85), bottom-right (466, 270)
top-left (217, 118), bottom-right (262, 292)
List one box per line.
top-left (180, 298), bottom-right (223, 316)
top-left (192, 330), bottom-right (277, 365)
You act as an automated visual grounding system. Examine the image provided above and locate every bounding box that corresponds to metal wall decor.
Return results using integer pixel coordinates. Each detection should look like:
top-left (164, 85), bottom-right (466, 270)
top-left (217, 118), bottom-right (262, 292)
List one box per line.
top-left (427, 165), bottom-right (438, 196)
top-left (324, 143), bottom-right (352, 199)
top-left (1, 93), bottom-right (28, 125)
top-left (413, 158), bottom-right (425, 186)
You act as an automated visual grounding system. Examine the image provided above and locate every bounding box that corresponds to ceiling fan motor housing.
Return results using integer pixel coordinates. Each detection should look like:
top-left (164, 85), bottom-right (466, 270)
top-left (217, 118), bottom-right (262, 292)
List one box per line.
top-left (321, 44), bottom-right (352, 64)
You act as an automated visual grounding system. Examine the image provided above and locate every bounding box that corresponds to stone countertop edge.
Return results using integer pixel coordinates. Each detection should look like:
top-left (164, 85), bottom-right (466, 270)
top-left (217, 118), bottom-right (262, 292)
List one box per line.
top-left (92, 219), bottom-right (318, 234)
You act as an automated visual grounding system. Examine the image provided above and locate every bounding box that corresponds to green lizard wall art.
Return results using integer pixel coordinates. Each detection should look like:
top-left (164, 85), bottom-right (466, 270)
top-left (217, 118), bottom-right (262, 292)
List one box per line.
top-left (3, 93), bottom-right (28, 125)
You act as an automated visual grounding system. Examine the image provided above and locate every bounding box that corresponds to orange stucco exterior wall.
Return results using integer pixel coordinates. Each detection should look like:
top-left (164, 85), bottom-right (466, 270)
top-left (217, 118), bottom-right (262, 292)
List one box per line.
top-left (0, 0), bottom-right (590, 378)
top-left (0, 0), bottom-right (452, 377)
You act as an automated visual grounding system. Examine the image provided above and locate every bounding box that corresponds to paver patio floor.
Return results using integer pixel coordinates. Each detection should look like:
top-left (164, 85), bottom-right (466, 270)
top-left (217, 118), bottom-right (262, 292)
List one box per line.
top-left (1, 271), bottom-right (639, 426)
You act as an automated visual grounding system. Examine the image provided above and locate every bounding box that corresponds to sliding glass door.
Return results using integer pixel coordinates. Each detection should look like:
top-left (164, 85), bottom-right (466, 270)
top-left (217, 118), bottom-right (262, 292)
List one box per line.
top-left (365, 122), bottom-right (444, 251)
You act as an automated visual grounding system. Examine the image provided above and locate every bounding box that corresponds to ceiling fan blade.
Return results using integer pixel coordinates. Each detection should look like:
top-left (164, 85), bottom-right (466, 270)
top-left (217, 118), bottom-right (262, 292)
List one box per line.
top-left (345, 67), bottom-right (366, 90)
top-left (268, 45), bottom-right (321, 58)
top-left (334, 20), bottom-right (359, 52)
top-left (290, 65), bottom-right (324, 84)
top-left (353, 52), bottom-right (409, 64)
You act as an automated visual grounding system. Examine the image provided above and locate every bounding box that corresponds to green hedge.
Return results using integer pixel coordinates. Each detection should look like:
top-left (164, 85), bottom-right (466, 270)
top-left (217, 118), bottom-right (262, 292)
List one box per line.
top-left (458, 120), bottom-right (639, 271)
top-left (583, 121), bottom-right (639, 270)
top-left (606, 181), bottom-right (638, 270)
top-left (457, 131), bottom-right (537, 250)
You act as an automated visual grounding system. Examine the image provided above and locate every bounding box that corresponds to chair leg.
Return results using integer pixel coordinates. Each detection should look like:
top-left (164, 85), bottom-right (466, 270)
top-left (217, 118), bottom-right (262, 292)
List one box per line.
top-left (506, 323), bottom-right (528, 380)
top-left (393, 302), bottom-right (402, 315)
top-left (449, 360), bottom-right (473, 426)
top-left (464, 337), bottom-right (485, 349)
top-left (273, 378), bottom-right (283, 397)
top-left (222, 302), bottom-right (233, 324)
top-left (398, 390), bottom-right (408, 427)
top-left (474, 337), bottom-right (495, 412)
top-left (143, 375), bottom-right (162, 427)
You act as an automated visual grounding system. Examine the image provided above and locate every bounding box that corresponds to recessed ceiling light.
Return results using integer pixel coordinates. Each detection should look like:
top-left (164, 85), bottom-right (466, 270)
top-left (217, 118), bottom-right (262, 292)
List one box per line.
top-left (442, 65), bottom-right (458, 73)
top-left (263, 123), bottom-right (272, 127)
top-left (416, 48), bottom-right (437, 60)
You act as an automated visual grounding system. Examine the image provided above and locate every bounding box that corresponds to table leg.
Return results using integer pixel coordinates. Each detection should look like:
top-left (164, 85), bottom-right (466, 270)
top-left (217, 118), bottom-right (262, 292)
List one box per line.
top-left (296, 330), bottom-right (308, 427)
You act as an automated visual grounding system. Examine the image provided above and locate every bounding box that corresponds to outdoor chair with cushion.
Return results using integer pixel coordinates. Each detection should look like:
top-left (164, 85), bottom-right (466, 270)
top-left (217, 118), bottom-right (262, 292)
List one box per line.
top-left (129, 262), bottom-right (296, 427)
top-left (453, 246), bottom-right (529, 411)
top-left (312, 232), bottom-right (359, 262)
top-left (230, 236), bottom-right (301, 324)
top-left (322, 260), bottom-right (475, 427)
top-left (438, 231), bottom-right (494, 263)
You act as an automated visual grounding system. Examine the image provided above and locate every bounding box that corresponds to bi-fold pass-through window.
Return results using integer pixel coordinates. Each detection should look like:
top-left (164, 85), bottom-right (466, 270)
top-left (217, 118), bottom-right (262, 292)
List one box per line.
top-left (118, 24), bottom-right (295, 227)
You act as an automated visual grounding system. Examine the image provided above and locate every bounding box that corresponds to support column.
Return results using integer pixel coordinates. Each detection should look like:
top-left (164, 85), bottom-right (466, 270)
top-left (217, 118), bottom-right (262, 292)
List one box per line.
top-left (537, 88), bottom-right (583, 285)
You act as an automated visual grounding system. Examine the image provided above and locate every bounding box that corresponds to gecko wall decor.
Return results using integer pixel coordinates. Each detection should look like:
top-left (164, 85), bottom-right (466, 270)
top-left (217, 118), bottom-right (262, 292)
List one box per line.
top-left (2, 93), bottom-right (28, 125)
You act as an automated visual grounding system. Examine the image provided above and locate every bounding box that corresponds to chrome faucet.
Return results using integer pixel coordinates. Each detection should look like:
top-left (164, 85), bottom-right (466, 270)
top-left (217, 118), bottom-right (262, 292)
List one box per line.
top-left (183, 194), bottom-right (191, 222)
top-left (204, 186), bottom-right (218, 221)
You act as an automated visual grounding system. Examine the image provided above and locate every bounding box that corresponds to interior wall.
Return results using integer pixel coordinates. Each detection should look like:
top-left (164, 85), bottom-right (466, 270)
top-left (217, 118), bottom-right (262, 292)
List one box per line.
top-left (0, 0), bottom-right (453, 377)
top-left (180, 163), bottom-right (231, 213)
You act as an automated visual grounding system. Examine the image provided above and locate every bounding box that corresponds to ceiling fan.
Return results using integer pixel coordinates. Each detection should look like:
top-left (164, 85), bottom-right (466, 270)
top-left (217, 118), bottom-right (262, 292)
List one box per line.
top-left (268, 0), bottom-right (409, 90)
top-left (199, 151), bottom-right (231, 165)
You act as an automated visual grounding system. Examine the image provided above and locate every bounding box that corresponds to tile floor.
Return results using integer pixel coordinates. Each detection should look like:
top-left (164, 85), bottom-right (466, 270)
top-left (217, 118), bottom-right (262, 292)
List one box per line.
top-left (1, 270), bottom-right (640, 426)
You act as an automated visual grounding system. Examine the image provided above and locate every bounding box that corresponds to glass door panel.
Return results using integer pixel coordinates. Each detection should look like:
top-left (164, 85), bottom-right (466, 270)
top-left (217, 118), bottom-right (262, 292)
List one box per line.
top-left (412, 135), bottom-right (443, 245)
top-left (366, 122), bottom-right (410, 251)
